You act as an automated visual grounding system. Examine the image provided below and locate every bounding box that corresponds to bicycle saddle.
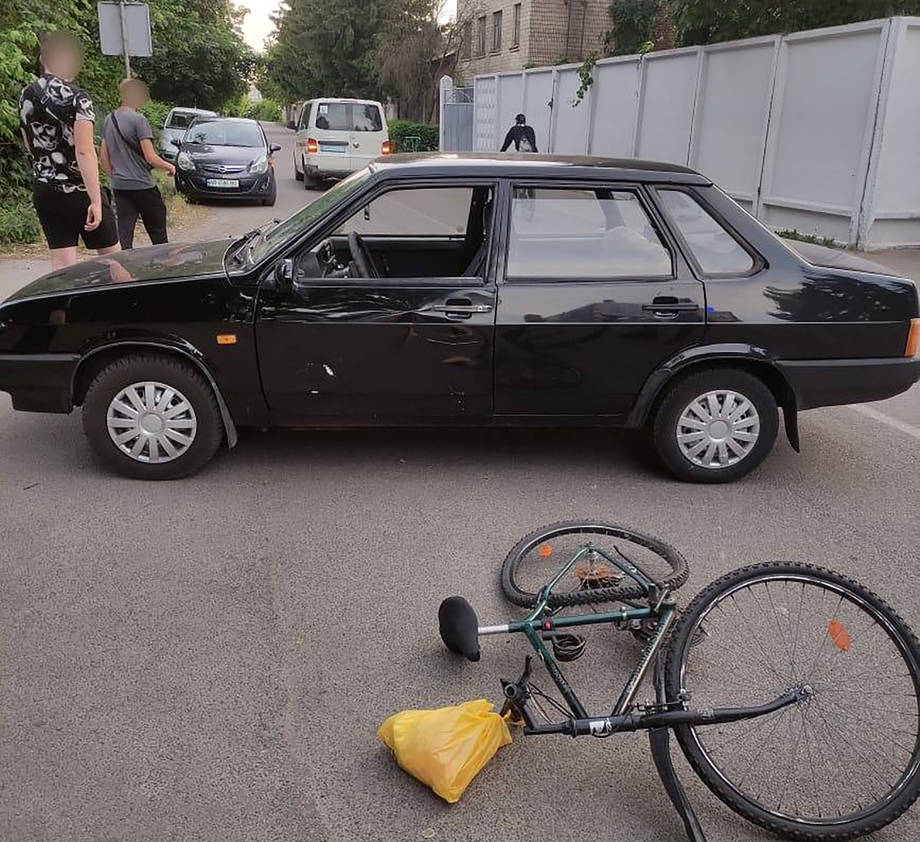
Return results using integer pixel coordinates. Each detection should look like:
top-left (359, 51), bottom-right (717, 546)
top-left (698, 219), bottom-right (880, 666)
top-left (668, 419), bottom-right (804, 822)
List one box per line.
top-left (439, 596), bottom-right (480, 662)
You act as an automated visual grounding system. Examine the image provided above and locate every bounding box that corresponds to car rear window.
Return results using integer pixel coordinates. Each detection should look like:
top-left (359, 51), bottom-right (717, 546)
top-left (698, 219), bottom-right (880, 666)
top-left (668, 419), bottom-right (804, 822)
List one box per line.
top-left (315, 102), bottom-right (382, 132)
top-left (507, 186), bottom-right (672, 279)
top-left (658, 189), bottom-right (754, 275)
top-left (167, 112), bottom-right (196, 128)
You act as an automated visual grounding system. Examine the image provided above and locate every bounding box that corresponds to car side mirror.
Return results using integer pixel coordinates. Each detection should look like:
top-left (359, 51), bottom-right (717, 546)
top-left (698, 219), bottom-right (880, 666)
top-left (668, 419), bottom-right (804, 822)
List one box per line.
top-left (275, 258), bottom-right (294, 287)
top-left (170, 138), bottom-right (181, 148)
top-left (269, 143), bottom-right (281, 154)
top-left (287, 120), bottom-right (296, 130)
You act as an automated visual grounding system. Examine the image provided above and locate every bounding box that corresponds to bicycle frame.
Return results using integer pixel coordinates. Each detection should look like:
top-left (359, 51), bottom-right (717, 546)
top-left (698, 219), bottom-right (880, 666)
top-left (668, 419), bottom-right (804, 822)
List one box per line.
top-left (480, 542), bottom-right (805, 738)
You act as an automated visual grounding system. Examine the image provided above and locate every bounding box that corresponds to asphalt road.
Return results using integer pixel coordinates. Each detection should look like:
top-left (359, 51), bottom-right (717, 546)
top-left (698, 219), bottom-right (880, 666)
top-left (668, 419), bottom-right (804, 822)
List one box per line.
top-left (2, 124), bottom-right (920, 842)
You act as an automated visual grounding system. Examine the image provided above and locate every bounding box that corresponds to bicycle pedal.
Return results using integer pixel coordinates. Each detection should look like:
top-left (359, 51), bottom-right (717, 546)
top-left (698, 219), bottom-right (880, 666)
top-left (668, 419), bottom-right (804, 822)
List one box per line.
top-left (551, 633), bottom-right (586, 662)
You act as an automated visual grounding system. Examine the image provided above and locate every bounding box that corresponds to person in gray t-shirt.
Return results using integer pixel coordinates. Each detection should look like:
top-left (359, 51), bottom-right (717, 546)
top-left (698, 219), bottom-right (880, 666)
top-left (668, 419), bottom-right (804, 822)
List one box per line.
top-left (100, 78), bottom-right (176, 249)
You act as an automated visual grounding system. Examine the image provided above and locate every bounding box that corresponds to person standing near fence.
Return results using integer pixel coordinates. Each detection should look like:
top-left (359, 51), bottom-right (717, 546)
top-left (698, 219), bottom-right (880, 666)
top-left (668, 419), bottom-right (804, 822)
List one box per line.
top-left (100, 78), bottom-right (175, 250)
top-left (500, 113), bottom-right (538, 153)
top-left (19, 31), bottom-right (120, 270)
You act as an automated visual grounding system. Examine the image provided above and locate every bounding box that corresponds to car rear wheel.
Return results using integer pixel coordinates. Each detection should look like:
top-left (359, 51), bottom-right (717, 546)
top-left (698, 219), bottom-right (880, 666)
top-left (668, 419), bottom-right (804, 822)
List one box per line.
top-left (651, 368), bottom-right (778, 483)
top-left (82, 353), bottom-right (223, 480)
top-left (294, 153), bottom-right (304, 181)
top-left (303, 159), bottom-right (321, 190)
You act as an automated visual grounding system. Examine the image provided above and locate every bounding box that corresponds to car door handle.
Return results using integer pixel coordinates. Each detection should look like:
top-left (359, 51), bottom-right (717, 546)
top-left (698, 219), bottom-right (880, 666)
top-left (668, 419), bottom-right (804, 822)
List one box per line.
top-left (432, 300), bottom-right (493, 318)
top-left (642, 302), bottom-right (699, 318)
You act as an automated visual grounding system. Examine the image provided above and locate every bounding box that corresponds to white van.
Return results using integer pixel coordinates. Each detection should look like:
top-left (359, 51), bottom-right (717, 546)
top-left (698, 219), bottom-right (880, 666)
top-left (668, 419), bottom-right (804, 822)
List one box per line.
top-left (293, 98), bottom-right (389, 188)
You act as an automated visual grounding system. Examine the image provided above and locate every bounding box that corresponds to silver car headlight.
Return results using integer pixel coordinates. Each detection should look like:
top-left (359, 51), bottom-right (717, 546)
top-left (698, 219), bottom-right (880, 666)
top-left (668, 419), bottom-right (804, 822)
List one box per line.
top-left (177, 151), bottom-right (195, 171)
top-left (249, 154), bottom-right (268, 174)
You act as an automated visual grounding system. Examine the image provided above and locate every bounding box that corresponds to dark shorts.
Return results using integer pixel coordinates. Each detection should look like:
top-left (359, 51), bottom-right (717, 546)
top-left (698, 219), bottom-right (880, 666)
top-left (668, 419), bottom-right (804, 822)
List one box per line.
top-left (32, 183), bottom-right (119, 250)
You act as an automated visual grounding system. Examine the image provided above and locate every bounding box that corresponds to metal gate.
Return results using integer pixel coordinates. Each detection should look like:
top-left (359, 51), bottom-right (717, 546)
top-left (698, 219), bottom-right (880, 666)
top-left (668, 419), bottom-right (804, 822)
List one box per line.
top-left (439, 76), bottom-right (474, 152)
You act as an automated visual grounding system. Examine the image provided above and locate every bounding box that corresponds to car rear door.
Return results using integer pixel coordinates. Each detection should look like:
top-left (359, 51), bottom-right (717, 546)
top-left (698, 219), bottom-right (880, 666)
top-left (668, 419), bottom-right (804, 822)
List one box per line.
top-left (255, 179), bottom-right (499, 423)
top-left (349, 102), bottom-right (387, 170)
top-left (312, 101), bottom-right (352, 171)
top-left (494, 181), bottom-right (706, 418)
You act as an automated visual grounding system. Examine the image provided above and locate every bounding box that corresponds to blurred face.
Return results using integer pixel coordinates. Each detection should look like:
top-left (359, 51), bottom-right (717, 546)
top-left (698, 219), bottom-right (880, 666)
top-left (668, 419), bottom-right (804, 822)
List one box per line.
top-left (121, 81), bottom-right (149, 109)
top-left (41, 41), bottom-right (82, 80)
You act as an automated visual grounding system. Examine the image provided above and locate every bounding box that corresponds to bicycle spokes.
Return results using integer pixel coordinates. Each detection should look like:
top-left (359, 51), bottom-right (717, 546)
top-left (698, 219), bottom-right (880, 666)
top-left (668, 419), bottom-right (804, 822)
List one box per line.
top-left (676, 573), bottom-right (920, 824)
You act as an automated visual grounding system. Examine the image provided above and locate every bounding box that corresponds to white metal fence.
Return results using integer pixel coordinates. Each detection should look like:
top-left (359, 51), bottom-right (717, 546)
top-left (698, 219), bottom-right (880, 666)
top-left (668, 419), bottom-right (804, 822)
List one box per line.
top-left (471, 16), bottom-right (920, 249)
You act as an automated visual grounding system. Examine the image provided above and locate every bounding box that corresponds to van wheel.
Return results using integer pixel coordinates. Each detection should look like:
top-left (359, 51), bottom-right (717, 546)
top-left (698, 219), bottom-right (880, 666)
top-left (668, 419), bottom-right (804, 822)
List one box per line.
top-left (303, 163), bottom-right (320, 190)
top-left (82, 353), bottom-right (223, 480)
top-left (651, 368), bottom-right (778, 483)
top-left (294, 154), bottom-right (304, 181)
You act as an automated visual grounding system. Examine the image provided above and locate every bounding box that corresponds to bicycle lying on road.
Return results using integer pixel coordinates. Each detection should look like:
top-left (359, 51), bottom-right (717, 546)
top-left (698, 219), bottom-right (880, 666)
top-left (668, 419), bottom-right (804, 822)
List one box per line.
top-left (438, 520), bottom-right (920, 841)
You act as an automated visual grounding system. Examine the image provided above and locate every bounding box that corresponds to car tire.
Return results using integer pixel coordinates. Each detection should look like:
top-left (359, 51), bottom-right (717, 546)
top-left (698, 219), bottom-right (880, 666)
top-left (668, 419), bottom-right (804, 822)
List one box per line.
top-left (294, 154), bottom-right (304, 181)
top-left (82, 353), bottom-right (224, 480)
top-left (261, 181), bottom-right (277, 206)
top-left (650, 367), bottom-right (778, 483)
top-left (303, 163), bottom-right (320, 190)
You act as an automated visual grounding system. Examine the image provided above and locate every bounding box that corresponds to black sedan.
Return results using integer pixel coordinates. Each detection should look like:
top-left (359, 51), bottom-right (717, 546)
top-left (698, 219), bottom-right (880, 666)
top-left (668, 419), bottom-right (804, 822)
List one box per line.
top-left (1, 153), bottom-right (918, 482)
top-left (172, 117), bottom-right (279, 205)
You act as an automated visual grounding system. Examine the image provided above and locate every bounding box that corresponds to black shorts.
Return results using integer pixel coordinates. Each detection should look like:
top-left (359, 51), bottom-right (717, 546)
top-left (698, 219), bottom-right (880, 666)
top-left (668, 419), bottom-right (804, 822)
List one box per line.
top-left (32, 183), bottom-right (119, 250)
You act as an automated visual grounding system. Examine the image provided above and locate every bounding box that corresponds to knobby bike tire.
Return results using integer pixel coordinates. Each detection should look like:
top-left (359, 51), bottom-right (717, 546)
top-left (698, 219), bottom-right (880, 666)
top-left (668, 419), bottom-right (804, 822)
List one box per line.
top-left (500, 520), bottom-right (689, 608)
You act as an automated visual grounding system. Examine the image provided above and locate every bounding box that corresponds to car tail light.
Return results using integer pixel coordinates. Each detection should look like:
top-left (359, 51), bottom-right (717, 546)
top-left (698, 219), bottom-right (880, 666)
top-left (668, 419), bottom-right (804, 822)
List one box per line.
top-left (306, 138), bottom-right (318, 154)
top-left (381, 140), bottom-right (391, 155)
top-left (906, 318), bottom-right (920, 358)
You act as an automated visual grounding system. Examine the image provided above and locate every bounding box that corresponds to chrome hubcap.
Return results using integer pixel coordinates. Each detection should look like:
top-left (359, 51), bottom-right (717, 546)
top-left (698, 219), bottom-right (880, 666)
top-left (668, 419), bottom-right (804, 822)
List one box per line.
top-left (107, 381), bottom-right (197, 464)
top-left (676, 389), bottom-right (760, 469)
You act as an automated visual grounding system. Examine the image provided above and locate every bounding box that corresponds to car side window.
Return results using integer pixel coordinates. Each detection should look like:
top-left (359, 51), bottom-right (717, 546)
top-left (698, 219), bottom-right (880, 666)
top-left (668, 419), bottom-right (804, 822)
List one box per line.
top-left (506, 186), bottom-right (672, 280)
top-left (334, 187), bottom-right (473, 236)
top-left (657, 189), bottom-right (754, 275)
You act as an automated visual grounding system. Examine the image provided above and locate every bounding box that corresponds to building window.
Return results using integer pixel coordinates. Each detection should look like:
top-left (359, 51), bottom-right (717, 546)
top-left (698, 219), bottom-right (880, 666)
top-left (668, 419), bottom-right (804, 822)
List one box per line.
top-left (461, 21), bottom-right (471, 60)
top-left (476, 15), bottom-right (486, 56)
top-left (512, 3), bottom-right (521, 49)
top-left (492, 10), bottom-right (502, 52)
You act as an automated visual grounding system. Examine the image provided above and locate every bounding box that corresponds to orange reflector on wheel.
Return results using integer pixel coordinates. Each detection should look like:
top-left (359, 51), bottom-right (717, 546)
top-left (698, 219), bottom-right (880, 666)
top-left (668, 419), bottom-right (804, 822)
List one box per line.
top-left (829, 619), bottom-right (851, 652)
top-left (539, 545), bottom-right (553, 558)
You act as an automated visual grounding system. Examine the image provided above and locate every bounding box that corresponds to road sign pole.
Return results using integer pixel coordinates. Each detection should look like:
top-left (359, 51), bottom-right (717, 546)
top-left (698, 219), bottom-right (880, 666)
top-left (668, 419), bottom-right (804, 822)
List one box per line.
top-left (119, 0), bottom-right (131, 77)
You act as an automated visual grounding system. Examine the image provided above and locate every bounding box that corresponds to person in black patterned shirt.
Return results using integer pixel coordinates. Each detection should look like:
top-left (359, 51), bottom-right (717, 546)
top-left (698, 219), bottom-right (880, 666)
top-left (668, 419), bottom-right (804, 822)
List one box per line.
top-left (19, 31), bottom-right (119, 269)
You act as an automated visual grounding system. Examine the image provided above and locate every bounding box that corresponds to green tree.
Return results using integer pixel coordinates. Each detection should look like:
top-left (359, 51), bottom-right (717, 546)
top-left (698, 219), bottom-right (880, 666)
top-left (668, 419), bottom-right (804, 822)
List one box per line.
top-left (670, 0), bottom-right (920, 46)
top-left (261, 0), bottom-right (387, 104)
top-left (608, 0), bottom-right (660, 55)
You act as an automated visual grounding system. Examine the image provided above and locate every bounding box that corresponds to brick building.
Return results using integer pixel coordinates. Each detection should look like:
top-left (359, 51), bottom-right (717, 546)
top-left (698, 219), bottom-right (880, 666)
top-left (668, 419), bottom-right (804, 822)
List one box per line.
top-left (456, 0), bottom-right (610, 79)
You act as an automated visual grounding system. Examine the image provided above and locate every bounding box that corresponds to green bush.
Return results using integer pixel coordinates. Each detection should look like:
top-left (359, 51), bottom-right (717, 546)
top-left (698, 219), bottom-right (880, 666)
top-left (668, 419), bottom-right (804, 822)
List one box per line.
top-left (387, 120), bottom-right (439, 153)
top-left (0, 200), bottom-right (40, 245)
top-left (141, 99), bottom-right (172, 140)
top-left (246, 98), bottom-right (281, 122)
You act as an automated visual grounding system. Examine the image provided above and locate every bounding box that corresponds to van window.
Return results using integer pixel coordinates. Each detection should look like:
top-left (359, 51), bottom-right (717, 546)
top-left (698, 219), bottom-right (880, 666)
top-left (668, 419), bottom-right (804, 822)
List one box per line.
top-left (315, 102), bottom-right (382, 132)
top-left (166, 112), bottom-right (196, 129)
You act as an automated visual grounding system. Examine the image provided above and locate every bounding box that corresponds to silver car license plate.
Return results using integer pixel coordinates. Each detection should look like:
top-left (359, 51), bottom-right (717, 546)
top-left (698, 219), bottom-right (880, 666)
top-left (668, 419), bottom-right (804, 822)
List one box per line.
top-left (206, 178), bottom-right (239, 188)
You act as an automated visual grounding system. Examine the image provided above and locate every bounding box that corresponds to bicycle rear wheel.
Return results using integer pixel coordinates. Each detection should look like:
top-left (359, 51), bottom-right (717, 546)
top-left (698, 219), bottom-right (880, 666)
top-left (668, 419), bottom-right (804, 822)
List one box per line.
top-left (665, 562), bottom-right (920, 840)
top-left (500, 520), bottom-right (688, 608)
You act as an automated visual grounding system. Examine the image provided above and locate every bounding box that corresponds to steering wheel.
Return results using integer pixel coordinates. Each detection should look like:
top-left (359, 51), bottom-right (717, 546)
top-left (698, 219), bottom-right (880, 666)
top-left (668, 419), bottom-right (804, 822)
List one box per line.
top-left (347, 231), bottom-right (378, 279)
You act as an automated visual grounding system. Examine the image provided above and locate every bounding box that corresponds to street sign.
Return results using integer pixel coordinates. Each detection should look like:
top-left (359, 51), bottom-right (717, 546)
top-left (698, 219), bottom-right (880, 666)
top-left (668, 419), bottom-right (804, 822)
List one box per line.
top-left (98, 2), bottom-right (152, 76)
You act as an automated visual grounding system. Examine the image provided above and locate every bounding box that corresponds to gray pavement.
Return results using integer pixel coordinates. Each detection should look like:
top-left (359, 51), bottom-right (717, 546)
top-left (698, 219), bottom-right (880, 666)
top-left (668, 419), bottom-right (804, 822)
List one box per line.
top-left (2, 126), bottom-right (920, 842)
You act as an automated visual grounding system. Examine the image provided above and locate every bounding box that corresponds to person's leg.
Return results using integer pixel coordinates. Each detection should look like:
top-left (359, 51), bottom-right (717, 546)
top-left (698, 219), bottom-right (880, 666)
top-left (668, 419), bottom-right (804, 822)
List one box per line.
top-left (49, 247), bottom-right (79, 270)
top-left (114, 190), bottom-right (139, 250)
top-left (96, 244), bottom-right (121, 255)
top-left (83, 192), bottom-right (121, 258)
top-left (136, 186), bottom-right (169, 245)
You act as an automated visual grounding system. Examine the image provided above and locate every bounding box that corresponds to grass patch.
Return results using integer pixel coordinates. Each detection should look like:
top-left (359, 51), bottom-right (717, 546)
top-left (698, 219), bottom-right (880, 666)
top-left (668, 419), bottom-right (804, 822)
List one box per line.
top-left (776, 228), bottom-right (840, 249)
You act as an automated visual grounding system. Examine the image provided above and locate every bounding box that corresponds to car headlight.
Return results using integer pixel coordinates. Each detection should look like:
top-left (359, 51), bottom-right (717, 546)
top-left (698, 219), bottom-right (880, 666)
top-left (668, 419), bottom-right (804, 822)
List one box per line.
top-left (249, 154), bottom-right (268, 174)
top-left (176, 151), bottom-right (195, 171)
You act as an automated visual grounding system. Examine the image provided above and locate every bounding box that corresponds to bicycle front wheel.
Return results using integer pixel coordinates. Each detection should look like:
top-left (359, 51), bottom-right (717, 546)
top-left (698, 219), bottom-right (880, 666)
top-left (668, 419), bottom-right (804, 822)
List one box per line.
top-left (665, 562), bottom-right (920, 840)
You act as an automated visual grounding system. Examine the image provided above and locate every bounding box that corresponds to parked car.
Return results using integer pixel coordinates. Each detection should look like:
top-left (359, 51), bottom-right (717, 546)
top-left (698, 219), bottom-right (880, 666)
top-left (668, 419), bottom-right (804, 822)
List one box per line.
top-left (1, 153), bottom-right (918, 482)
top-left (172, 117), bottom-right (279, 205)
top-left (292, 98), bottom-right (389, 188)
top-left (158, 107), bottom-right (217, 161)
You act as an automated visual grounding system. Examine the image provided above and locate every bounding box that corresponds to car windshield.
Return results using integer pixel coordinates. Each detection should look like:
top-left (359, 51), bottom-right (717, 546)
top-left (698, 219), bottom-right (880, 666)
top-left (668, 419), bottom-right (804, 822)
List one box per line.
top-left (185, 121), bottom-right (263, 147)
top-left (167, 112), bottom-right (199, 129)
top-left (246, 169), bottom-right (372, 264)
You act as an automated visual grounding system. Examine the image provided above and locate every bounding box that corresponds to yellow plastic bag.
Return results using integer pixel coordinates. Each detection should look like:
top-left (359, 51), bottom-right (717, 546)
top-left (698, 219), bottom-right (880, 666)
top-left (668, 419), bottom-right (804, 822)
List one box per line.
top-left (377, 699), bottom-right (513, 803)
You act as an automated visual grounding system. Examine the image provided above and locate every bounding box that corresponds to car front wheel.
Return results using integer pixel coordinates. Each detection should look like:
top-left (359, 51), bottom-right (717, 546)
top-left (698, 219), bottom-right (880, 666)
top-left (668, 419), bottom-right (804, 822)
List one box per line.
top-left (82, 353), bottom-right (224, 480)
top-left (651, 368), bottom-right (778, 483)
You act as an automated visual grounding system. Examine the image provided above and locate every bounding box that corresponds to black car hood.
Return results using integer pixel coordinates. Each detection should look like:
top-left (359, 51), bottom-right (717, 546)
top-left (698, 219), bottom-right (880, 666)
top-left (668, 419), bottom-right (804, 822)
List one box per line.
top-left (4, 239), bottom-right (230, 303)
top-left (182, 143), bottom-right (263, 168)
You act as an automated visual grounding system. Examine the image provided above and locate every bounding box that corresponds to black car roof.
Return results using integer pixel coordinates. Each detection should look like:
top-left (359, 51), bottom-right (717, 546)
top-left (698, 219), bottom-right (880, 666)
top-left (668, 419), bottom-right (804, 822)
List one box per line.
top-left (369, 152), bottom-right (711, 185)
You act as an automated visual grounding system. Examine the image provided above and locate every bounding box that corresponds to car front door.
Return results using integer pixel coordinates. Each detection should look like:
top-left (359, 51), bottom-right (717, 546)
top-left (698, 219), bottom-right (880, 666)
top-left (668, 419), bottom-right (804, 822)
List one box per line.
top-left (255, 181), bottom-right (498, 424)
top-left (494, 182), bottom-right (706, 417)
